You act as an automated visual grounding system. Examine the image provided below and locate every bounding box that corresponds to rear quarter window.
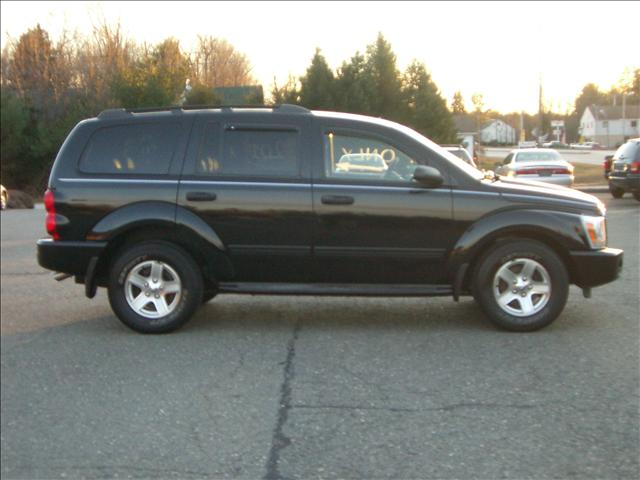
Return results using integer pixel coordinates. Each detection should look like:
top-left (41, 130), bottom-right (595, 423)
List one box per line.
top-left (79, 123), bottom-right (180, 174)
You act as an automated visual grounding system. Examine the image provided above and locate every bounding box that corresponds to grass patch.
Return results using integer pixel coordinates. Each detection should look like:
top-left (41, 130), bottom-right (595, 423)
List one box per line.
top-left (477, 156), bottom-right (605, 186)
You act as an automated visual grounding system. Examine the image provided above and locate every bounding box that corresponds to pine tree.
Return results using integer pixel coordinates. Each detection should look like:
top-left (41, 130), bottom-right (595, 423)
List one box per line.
top-left (364, 33), bottom-right (403, 120)
top-left (451, 90), bottom-right (466, 114)
top-left (334, 52), bottom-right (375, 114)
top-left (401, 61), bottom-right (457, 144)
top-left (299, 48), bottom-right (335, 110)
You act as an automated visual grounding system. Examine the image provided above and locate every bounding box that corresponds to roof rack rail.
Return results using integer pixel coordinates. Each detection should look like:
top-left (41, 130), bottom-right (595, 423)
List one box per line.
top-left (97, 103), bottom-right (311, 119)
top-left (275, 104), bottom-right (310, 113)
top-left (127, 106), bottom-right (183, 114)
top-left (97, 108), bottom-right (131, 119)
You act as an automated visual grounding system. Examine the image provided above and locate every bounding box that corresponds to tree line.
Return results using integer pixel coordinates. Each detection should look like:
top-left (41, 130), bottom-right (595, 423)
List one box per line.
top-left (1, 22), bottom-right (638, 192)
top-left (1, 23), bottom-right (255, 191)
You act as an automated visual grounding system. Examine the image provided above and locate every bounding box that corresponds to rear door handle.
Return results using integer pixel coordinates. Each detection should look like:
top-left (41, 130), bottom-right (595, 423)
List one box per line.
top-left (321, 195), bottom-right (354, 205)
top-left (186, 191), bottom-right (217, 202)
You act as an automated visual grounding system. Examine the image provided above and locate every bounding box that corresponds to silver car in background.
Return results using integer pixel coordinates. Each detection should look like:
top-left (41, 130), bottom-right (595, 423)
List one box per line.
top-left (496, 148), bottom-right (575, 187)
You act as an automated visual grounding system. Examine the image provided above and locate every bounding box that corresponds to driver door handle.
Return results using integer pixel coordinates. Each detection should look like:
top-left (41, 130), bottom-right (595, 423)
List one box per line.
top-left (321, 195), bottom-right (354, 205)
top-left (186, 191), bottom-right (217, 202)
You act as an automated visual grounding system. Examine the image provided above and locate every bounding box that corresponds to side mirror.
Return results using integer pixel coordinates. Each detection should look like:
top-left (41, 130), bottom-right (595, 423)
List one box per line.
top-left (413, 165), bottom-right (444, 188)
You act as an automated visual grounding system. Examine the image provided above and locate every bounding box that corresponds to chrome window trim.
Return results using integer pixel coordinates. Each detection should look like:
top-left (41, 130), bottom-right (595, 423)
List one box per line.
top-left (59, 178), bottom-right (179, 184)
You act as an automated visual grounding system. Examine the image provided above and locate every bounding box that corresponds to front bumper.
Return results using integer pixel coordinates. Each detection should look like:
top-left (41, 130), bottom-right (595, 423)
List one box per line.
top-left (37, 239), bottom-right (107, 276)
top-left (569, 247), bottom-right (623, 288)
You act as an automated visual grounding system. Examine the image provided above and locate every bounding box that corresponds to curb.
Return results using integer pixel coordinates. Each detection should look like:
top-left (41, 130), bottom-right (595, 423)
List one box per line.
top-left (575, 185), bottom-right (608, 193)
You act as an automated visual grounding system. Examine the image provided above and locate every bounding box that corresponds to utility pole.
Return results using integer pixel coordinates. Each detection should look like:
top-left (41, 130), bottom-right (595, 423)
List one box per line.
top-left (622, 93), bottom-right (627, 142)
top-left (538, 72), bottom-right (544, 144)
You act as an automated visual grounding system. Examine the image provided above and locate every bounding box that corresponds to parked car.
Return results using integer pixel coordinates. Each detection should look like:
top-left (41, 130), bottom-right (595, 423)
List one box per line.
top-left (518, 140), bottom-right (538, 149)
top-left (442, 145), bottom-right (478, 168)
top-left (570, 141), bottom-right (604, 150)
top-left (542, 140), bottom-right (568, 149)
top-left (606, 138), bottom-right (640, 201)
top-left (335, 153), bottom-right (388, 175)
top-left (0, 185), bottom-right (7, 210)
top-left (495, 148), bottom-right (575, 187)
top-left (37, 105), bottom-right (623, 333)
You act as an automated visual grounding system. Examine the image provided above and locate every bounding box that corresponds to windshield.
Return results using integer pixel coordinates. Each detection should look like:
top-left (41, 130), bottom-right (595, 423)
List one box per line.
top-left (516, 151), bottom-right (561, 162)
top-left (390, 123), bottom-right (484, 179)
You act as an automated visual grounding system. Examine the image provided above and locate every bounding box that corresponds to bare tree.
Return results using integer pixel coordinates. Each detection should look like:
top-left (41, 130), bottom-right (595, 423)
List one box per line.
top-left (191, 36), bottom-right (255, 88)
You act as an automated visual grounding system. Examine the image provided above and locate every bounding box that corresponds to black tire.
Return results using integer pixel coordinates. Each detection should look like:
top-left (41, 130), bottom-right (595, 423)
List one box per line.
top-left (108, 241), bottom-right (203, 333)
top-left (609, 184), bottom-right (624, 199)
top-left (473, 239), bottom-right (569, 332)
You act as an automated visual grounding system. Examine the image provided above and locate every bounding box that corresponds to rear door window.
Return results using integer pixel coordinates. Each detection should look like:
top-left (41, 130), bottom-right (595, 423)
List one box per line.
top-left (80, 123), bottom-right (180, 174)
top-left (213, 127), bottom-right (300, 178)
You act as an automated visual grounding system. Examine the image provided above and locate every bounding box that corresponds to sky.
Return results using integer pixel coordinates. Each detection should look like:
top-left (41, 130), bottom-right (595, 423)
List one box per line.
top-left (1, 0), bottom-right (638, 114)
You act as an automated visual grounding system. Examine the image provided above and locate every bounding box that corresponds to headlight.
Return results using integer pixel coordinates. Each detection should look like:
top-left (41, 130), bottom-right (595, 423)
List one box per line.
top-left (581, 215), bottom-right (607, 249)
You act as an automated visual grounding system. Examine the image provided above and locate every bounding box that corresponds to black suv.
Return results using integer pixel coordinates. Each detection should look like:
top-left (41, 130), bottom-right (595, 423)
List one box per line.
top-left (37, 105), bottom-right (623, 333)
top-left (605, 138), bottom-right (640, 201)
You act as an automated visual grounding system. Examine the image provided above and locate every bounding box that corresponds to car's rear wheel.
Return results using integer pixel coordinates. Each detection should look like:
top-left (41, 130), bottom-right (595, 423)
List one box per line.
top-left (609, 183), bottom-right (625, 199)
top-left (108, 241), bottom-right (203, 333)
top-left (473, 240), bottom-right (569, 332)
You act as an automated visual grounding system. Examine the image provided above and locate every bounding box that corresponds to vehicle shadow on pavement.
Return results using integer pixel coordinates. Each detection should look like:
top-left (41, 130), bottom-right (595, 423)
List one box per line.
top-left (182, 296), bottom-right (495, 334)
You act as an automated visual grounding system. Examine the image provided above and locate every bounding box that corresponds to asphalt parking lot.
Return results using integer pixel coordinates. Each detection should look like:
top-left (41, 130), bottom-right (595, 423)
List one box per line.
top-left (1, 193), bottom-right (638, 479)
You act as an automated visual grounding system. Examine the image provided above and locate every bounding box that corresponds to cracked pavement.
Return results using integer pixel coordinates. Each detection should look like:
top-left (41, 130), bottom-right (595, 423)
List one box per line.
top-left (1, 194), bottom-right (639, 479)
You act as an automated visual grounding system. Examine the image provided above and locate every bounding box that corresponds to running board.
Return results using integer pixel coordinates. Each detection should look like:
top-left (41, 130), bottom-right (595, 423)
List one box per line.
top-left (217, 282), bottom-right (453, 297)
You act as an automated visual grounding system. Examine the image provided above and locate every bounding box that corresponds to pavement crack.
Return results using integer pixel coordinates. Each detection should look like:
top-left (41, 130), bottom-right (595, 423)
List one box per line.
top-left (292, 403), bottom-right (418, 413)
top-left (263, 319), bottom-right (302, 480)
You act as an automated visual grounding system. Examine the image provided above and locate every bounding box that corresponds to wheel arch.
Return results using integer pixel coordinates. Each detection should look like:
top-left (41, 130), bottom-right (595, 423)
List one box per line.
top-left (88, 202), bottom-right (233, 287)
top-left (449, 209), bottom-right (588, 294)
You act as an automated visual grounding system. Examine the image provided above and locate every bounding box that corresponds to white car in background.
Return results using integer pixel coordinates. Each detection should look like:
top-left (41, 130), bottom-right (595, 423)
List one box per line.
top-left (495, 148), bottom-right (575, 187)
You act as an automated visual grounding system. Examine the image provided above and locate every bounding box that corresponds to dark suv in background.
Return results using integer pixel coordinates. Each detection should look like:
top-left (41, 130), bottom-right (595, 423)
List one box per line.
top-left (604, 138), bottom-right (640, 201)
top-left (38, 105), bottom-right (623, 333)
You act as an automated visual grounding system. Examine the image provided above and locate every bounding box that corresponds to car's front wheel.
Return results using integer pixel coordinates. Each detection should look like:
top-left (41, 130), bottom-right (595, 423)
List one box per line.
top-left (473, 240), bottom-right (569, 332)
top-left (108, 241), bottom-right (203, 333)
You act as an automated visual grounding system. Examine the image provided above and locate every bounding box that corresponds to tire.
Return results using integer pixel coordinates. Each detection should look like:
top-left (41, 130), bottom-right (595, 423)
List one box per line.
top-left (473, 240), bottom-right (569, 332)
top-left (108, 241), bottom-right (203, 333)
top-left (609, 184), bottom-right (624, 199)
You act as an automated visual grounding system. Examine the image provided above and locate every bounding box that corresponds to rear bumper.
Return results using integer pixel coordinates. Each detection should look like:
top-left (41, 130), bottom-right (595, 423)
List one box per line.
top-left (569, 247), bottom-right (623, 288)
top-left (37, 239), bottom-right (107, 276)
top-left (609, 174), bottom-right (640, 193)
top-left (515, 174), bottom-right (574, 187)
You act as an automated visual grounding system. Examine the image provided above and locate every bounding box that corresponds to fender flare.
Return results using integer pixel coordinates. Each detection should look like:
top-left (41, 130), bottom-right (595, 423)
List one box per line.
top-left (88, 201), bottom-right (225, 251)
top-left (447, 208), bottom-right (587, 283)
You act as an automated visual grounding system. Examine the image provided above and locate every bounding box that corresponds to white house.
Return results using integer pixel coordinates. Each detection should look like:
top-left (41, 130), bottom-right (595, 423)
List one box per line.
top-left (579, 104), bottom-right (640, 148)
top-left (479, 119), bottom-right (516, 145)
top-left (452, 115), bottom-right (478, 159)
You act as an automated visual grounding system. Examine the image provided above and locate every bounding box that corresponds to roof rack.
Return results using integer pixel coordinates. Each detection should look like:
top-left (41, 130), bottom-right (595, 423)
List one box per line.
top-left (97, 103), bottom-right (310, 119)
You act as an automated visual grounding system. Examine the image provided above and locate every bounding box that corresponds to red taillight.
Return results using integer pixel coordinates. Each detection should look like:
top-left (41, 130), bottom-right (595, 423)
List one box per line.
top-left (630, 161), bottom-right (640, 174)
top-left (603, 159), bottom-right (612, 170)
top-left (552, 168), bottom-right (571, 175)
top-left (44, 189), bottom-right (60, 240)
top-left (516, 169), bottom-right (537, 175)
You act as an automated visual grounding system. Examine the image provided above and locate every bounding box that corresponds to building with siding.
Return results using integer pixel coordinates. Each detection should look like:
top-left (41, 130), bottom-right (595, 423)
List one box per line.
top-left (579, 104), bottom-right (640, 148)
